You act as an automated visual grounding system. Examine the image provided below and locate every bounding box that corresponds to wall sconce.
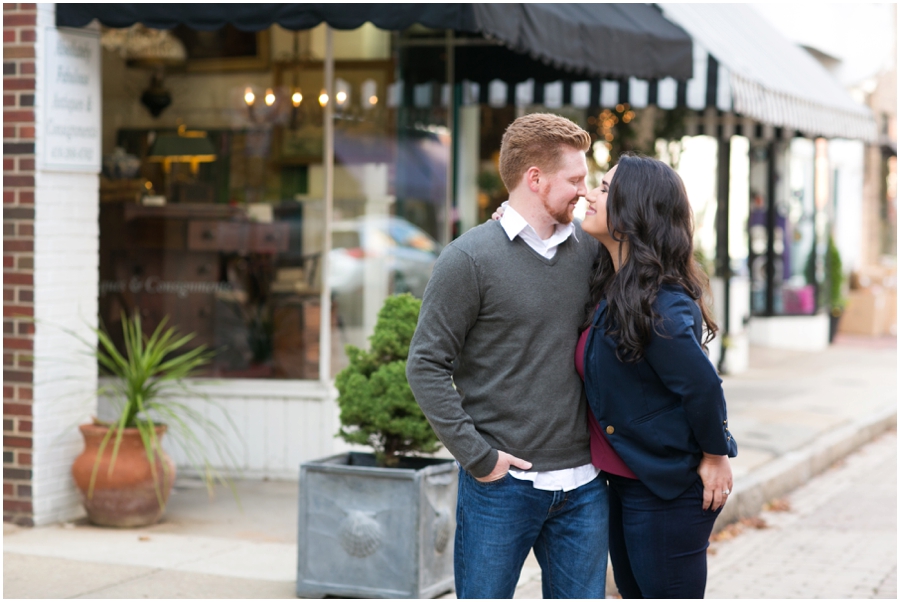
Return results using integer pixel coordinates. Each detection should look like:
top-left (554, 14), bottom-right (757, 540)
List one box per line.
top-left (243, 86), bottom-right (257, 120)
top-left (335, 78), bottom-right (350, 112)
top-left (362, 79), bottom-right (378, 110)
top-left (318, 89), bottom-right (329, 107)
top-left (291, 89), bottom-right (304, 129)
top-left (265, 88), bottom-right (276, 107)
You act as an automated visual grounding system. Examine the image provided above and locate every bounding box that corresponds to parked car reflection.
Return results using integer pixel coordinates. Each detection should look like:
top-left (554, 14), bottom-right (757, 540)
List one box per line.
top-left (329, 216), bottom-right (441, 297)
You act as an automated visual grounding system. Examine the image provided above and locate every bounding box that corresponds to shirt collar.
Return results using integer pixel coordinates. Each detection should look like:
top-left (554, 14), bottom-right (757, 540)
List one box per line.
top-left (499, 202), bottom-right (578, 243)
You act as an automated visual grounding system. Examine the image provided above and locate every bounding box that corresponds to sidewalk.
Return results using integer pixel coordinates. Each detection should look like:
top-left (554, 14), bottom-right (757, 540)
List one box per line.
top-left (4, 336), bottom-right (896, 599)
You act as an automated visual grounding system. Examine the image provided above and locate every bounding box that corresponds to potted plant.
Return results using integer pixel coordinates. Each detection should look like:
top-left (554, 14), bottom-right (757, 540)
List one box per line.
top-left (826, 235), bottom-right (847, 342)
top-left (296, 293), bottom-right (456, 599)
top-left (69, 312), bottom-right (239, 528)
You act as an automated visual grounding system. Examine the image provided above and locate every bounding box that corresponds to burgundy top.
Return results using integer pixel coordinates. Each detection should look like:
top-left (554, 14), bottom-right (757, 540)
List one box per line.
top-left (576, 325), bottom-right (638, 479)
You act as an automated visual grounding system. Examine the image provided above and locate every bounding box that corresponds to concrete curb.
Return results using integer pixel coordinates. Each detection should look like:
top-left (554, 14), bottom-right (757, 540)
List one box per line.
top-left (714, 405), bottom-right (898, 532)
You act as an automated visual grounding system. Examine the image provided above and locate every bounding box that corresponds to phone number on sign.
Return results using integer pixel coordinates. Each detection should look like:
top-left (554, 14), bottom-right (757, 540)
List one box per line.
top-left (50, 146), bottom-right (94, 161)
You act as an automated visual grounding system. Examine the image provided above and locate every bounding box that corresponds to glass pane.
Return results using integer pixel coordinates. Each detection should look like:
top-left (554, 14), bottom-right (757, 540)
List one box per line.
top-left (98, 25), bottom-right (323, 379)
top-left (328, 27), bottom-right (448, 377)
top-left (748, 142), bottom-right (773, 315)
top-left (782, 137), bottom-right (817, 315)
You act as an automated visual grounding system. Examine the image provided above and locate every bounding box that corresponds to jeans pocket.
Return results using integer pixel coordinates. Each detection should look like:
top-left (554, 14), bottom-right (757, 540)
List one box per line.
top-left (471, 471), bottom-right (510, 487)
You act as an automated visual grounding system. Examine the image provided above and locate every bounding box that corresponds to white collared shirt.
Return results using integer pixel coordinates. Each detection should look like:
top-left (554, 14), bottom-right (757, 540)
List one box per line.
top-left (498, 203), bottom-right (600, 492)
top-left (499, 202), bottom-right (578, 259)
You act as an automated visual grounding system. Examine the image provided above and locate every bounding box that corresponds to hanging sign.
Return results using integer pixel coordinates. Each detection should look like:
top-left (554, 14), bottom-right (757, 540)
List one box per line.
top-left (38, 28), bottom-right (101, 172)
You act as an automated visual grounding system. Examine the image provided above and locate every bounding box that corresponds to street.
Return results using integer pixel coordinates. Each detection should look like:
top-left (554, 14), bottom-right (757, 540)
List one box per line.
top-left (705, 428), bottom-right (897, 599)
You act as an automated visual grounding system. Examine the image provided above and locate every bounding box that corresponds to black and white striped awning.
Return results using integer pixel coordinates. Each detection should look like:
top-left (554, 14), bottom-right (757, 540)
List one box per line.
top-left (388, 4), bottom-right (876, 143)
top-left (389, 41), bottom-right (731, 113)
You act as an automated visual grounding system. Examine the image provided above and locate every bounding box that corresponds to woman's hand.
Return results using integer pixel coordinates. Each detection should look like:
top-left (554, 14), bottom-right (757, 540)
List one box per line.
top-left (491, 203), bottom-right (507, 221)
top-left (698, 452), bottom-right (733, 511)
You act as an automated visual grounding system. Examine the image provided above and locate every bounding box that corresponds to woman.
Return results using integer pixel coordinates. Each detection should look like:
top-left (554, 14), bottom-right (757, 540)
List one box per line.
top-left (577, 154), bottom-right (737, 598)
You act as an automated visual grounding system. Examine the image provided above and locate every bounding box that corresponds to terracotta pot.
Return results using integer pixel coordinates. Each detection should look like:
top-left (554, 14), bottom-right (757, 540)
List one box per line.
top-left (71, 423), bottom-right (176, 527)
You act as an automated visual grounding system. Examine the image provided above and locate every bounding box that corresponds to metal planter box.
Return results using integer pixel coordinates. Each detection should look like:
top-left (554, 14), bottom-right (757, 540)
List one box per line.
top-left (296, 452), bottom-right (457, 599)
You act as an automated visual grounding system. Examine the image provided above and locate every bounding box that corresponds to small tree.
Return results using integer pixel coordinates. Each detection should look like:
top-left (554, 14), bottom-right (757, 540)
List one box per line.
top-left (335, 293), bottom-right (441, 467)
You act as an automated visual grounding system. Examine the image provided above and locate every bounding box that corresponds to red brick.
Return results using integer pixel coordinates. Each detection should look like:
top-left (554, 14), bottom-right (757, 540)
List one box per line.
top-left (2, 29), bottom-right (13, 44)
top-left (2, 372), bottom-right (30, 385)
top-left (3, 353), bottom-right (12, 366)
top-left (1, 95), bottom-right (12, 107)
top-left (2, 5), bottom-right (16, 13)
top-left (20, 3), bottom-right (37, 9)
top-left (18, 30), bottom-right (34, 44)
top-left (3, 500), bottom-right (33, 513)
top-left (2, 175), bottom-right (32, 187)
top-left (3, 240), bottom-right (32, 252)
top-left (15, 225), bottom-right (32, 238)
top-left (4, 437), bottom-right (31, 448)
top-left (18, 125), bottom-right (33, 138)
top-left (16, 322), bottom-right (33, 335)
top-left (16, 387), bottom-right (31, 401)
top-left (2, 483), bottom-right (12, 496)
top-left (2, 78), bottom-right (34, 91)
top-left (2, 110), bottom-right (33, 123)
top-left (17, 157), bottom-right (32, 171)
top-left (3, 240), bottom-right (32, 253)
top-left (17, 420), bottom-right (31, 432)
top-left (2, 338), bottom-right (31, 351)
top-left (2, 125), bottom-right (14, 138)
top-left (3, 47), bottom-right (35, 59)
top-left (3, 14), bottom-right (34, 26)
top-left (2, 386), bottom-right (12, 399)
top-left (3, 274), bottom-right (34, 286)
top-left (4, 403), bottom-right (30, 416)
top-left (2, 289), bottom-right (12, 302)
top-left (17, 452), bottom-right (30, 465)
top-left (16, 289), bottom-right (31, 303)
top-left (2, 255), bottom-right (12, 268)
top-left (2, 306), bottom-right (33, 318)
top-left (2, 191), bottom-right (11, 204)
top-left (16, 484), bottom-right (30, 497)
top-left (2, 157), bottom-right (12, 170)
top-left (18, 190), bottom-right (33, 204)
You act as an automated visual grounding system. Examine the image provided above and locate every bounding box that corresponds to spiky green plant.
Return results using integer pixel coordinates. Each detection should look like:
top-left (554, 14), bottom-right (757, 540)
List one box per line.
top-left (81, 312), bottom-right (240, 509)
top-left (335, 294), bottom-right (440, 467)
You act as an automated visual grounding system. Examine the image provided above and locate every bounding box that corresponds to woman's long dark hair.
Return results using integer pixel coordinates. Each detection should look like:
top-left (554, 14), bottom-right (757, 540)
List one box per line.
top-left (583, 154), bottom-right (717, 362)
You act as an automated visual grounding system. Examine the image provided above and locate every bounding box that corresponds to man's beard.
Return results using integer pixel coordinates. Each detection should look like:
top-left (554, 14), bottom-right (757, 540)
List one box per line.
top-left (542, 194), bottom-right (575, 225)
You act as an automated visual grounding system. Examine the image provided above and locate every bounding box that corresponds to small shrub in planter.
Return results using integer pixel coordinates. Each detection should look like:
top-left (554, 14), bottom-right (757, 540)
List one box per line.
top-left (297, 294), bottom-right (456, 599)
top-left (335, 292), bottom-right (441, 467)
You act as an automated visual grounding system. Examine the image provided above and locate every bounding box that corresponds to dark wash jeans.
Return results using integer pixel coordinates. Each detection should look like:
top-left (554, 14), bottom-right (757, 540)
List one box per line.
top-left (454, 468), bottom-right (609, 599)
top-left (606, 472), bottom-right (722, 599)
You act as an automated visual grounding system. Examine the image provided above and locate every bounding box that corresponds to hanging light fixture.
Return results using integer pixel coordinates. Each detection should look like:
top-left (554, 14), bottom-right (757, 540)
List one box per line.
top-left (265, 88), bottom-right (276, 107)
top-left (102, 25), bottom-right (187, 118)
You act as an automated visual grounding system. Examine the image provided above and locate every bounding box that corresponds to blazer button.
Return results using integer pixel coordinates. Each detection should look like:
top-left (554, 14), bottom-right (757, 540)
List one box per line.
top-left (606, 425), bottom-right (615, 435)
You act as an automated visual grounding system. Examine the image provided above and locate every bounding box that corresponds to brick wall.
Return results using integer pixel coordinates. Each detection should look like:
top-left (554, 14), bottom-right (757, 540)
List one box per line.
top-left (3, 2), bottom-right (37, 526)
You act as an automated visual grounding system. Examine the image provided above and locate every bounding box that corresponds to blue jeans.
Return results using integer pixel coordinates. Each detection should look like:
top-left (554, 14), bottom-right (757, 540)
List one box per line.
top-left (606, 473), bottom-right (722, 599)
top-left (454, 468), bottom-right (609, 599)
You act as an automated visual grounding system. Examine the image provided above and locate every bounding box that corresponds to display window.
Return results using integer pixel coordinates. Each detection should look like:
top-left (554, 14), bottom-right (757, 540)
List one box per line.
top-left (98, 24), bottom-right (447, 380)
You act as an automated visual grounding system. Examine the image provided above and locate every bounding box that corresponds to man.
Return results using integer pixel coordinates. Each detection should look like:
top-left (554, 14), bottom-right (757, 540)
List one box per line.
top-left (406, 113), bottom-right (607, 599)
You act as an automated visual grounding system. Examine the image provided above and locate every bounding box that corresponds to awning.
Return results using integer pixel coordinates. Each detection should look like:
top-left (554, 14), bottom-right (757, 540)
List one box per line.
top-left (659, 4), bottom-right (877, 142)
top-left (56, 3), bottom-right (693, 81)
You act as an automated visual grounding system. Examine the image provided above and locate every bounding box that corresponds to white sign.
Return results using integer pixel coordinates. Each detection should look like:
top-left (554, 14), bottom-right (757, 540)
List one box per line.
top-left (39, 28), bottom-right (101, 172)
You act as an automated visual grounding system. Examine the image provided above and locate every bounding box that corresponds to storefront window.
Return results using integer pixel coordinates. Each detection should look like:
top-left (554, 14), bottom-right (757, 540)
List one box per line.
top-left (98, 24), bottom-right (424, 381)
top-left (326, 28), bottom-right (449, 376)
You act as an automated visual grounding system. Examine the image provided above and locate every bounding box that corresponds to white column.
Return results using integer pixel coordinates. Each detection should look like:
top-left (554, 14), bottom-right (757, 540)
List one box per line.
top-left (31, 4), bottom-right (100, 525)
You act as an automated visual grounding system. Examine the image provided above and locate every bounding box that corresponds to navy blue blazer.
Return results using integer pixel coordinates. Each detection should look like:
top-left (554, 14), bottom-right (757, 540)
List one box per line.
top-left (584, 285), bottom-right (737, 500)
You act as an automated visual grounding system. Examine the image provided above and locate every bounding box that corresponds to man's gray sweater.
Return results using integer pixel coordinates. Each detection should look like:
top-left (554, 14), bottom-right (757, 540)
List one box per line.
top-left (406, 220), bottom-right (599, 478)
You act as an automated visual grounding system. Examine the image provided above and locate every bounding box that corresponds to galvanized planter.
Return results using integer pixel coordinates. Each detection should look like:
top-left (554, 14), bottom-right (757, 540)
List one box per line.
top-left (296, 452), bottom-right (457, 599)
